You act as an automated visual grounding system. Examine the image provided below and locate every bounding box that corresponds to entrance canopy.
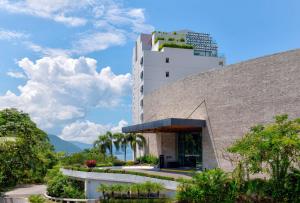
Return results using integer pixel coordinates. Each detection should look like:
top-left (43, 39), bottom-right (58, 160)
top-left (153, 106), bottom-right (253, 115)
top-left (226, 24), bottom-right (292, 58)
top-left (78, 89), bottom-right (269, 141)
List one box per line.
top-left (122, 118), bottom-right (206, 133)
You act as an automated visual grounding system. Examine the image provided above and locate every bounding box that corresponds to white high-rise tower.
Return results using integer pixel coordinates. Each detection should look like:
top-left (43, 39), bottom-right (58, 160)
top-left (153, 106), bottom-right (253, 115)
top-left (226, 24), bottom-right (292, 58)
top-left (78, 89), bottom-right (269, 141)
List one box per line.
top-left (132, 30), bottom-right (225, 124)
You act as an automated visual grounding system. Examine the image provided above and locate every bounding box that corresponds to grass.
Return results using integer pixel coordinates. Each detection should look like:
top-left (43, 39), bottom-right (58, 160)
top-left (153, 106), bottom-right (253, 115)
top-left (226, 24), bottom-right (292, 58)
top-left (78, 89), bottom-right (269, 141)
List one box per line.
top-left (63, 166), bottom-right (177, 181)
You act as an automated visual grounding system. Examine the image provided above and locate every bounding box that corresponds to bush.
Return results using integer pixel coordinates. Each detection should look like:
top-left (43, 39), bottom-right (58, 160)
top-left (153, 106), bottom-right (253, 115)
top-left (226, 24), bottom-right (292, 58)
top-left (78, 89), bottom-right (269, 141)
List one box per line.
top-left (136, 155), bottom-right (158, 165)
top-left (113, 160), bottom-right (126, 166)
top-left (97, 182), bottom-right (164, 199)
top-left (158, 43), bottom-right (193, 51)
top-left (45, 167), bottom-right (85, 199)
top-left (154, 37), bottom-right (164, 44)
top-left (60, 148), bottom-right (113, 166)
top-left (177, 168), bottom-right (237, 203)
top-left (179, 38), bottom-right (185, 42)
top-left (168, 38), bottom-right (175, 41)
top-left (125, 161), bottom-right (135, 166)
top-left (85, 160), bottom-right (96, 168)
top-left (28, 195), bottom-right (45, 203)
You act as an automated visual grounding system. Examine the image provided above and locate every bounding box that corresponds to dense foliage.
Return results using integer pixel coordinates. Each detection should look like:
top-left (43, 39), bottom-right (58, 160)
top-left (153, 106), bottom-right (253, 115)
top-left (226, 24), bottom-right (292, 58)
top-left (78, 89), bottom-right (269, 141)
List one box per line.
top-left (0, 108), bottom-right (57, 190)
top-left (136, 155), bottom-right (159, 165)
top-left (158, 43), bottom-right (193, 51)
top-left (45, 166), bottom-right (84, 198)
top-left (28, 195), bottom-right (45, 203)
top-left (177, 115), bottom-right (300, 203)
top-left (60, 148), bottom-right (113, 166)
top-left (177, 168), bottom-right (236, 202)
top-left (228, 114), bottom-right (300, 201)
top-left (97, 181), bottom-right (164, 199)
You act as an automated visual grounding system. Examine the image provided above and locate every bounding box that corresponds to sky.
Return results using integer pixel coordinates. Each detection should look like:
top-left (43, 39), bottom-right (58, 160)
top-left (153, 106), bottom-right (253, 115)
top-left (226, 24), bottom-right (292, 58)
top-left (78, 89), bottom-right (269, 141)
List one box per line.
top-left (0, 0), bottom-right (299, 144)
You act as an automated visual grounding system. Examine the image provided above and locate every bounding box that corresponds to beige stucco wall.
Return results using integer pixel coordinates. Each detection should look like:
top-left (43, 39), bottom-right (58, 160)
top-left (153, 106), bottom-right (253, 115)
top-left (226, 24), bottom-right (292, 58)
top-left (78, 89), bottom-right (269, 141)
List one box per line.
top-left (143, 49), bottom-right (300, 171)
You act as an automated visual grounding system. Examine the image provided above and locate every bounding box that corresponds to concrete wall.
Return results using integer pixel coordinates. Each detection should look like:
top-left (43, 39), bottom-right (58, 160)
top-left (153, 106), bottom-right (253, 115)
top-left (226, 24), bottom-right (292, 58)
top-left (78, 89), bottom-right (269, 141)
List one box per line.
top-left (61, 169), bottom-right (178, 199)
top-left (143, 49), bottom-right (300, 171)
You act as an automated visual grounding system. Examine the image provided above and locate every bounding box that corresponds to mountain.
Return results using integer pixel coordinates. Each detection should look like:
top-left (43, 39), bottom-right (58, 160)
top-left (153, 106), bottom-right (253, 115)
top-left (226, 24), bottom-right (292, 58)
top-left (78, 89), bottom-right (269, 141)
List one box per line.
top-left (48, 134), bottom-right (81, 153)
top-left (70, 141), bottom-right (93, 150)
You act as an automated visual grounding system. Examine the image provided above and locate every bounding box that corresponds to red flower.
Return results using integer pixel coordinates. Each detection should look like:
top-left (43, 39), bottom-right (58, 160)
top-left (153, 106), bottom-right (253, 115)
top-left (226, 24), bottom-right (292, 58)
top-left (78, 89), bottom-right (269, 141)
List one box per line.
top-left (85, 160), bottom-right (97, 168)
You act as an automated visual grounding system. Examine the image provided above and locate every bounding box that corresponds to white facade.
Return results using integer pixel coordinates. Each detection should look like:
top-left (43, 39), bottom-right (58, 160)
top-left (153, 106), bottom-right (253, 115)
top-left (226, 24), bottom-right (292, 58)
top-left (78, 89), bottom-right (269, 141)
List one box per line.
top-left (132, 31), bottom-right (225, 124)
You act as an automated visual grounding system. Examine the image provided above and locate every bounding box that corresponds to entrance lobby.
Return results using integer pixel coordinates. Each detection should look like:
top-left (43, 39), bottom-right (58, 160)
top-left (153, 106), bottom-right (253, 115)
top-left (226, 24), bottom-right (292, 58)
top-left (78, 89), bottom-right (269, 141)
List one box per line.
top-left (122, 118), bottom-right (205, 170)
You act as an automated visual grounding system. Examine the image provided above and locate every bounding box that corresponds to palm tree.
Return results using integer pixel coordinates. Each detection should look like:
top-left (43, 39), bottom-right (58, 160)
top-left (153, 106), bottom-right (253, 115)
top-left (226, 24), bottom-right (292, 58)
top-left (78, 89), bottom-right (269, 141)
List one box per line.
top-left (114, 133), bottom-right (130, 161)
top-left (127, 133), bottom-right (146, 161)
top-left (94, 132), bottom-right (113, 157)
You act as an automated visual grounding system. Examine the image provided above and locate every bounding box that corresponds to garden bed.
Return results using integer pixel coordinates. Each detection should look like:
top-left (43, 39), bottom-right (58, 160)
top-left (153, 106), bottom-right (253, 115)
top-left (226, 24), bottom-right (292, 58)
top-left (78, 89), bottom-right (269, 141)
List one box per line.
top-left (63, 166), bottom-right (177, 181)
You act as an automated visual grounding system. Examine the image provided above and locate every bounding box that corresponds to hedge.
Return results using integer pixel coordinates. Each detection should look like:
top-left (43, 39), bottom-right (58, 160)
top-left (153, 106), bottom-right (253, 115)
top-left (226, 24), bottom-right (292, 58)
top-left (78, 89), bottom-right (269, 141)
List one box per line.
top-left (158, 43), bottom-right (193, 51)
top-left (63, 166), bottom-right (177, 181)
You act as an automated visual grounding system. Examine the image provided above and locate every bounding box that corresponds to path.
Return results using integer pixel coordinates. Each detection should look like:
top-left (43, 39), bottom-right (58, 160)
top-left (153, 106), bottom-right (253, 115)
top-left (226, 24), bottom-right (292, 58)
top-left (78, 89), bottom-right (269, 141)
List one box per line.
top-left (1, 184), bottom-right (46, 203)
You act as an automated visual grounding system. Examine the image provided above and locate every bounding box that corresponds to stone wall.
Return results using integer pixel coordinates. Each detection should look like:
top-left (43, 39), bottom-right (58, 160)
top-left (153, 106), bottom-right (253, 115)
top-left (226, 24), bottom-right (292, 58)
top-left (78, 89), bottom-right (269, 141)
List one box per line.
top-left (144, 49), bottom-right (300, 171)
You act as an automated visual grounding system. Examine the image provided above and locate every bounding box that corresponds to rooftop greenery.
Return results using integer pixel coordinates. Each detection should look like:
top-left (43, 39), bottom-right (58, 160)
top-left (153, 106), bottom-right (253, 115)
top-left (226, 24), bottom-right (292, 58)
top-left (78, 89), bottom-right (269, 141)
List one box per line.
top-left (158, 43), bottom-right (193, 51)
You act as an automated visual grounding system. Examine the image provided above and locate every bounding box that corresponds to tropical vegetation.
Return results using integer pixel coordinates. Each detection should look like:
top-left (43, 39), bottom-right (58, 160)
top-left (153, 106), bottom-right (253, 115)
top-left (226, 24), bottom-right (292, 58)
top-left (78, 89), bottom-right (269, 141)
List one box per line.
top-left (0, 108), bottom-right (57, 190)
top-left (45, 166), bottom-right (85, 199)
top-left (158, 43), bottom-right (193, 51)
top-left (177, 115), bottom-right (300, 203)
top-left (97, 181), bottom-right (164, 200)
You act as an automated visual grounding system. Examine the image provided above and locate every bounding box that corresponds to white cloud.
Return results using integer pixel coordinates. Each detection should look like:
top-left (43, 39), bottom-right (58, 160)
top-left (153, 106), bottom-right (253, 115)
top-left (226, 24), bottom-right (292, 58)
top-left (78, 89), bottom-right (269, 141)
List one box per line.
top-left (0, 28), bottom-right (28, 40)
top-left (0, 0), bottom-right (88, 27)
top-left (0, 0), bottom-right (154, 54)
top-left (72, 31), bottom-right (127, 54)
top-left (0, 56), bottom-right (131, 129)
top-left (6, 71), bottom-right (26, 78)
top-left (59, 119), bottom-right (128, 144)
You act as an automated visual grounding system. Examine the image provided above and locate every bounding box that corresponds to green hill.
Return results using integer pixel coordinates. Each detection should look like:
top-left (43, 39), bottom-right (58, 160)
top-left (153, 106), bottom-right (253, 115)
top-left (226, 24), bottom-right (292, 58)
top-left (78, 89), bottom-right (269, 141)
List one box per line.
top-left (48, 134), bottom-right (81, 154)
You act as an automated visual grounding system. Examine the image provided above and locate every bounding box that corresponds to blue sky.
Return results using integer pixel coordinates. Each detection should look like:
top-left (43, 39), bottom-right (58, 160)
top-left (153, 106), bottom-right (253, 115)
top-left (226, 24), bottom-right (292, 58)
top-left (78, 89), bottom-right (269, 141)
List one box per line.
top-left (0, 0), bottom-right (299, 143)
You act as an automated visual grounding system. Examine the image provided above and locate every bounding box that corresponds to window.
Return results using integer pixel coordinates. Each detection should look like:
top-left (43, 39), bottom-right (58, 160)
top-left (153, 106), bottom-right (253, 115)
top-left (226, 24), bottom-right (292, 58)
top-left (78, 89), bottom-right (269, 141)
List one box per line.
top-left (140, 99), bottom-right (143, 107)
top-left (165, 57), bottom-right (169, 63)
top-left (140, 113), bottom-right (144, 122)
top-left (140, 85), bottom-right (143, 94)
top-left (165, 71), bottom-right (169, 78)
top-left (135, 42), bottom-right (137, 61)
top-left (140, 71), bottom-right (143, 80)
top-left (140, 57), bottom-right (143, 65)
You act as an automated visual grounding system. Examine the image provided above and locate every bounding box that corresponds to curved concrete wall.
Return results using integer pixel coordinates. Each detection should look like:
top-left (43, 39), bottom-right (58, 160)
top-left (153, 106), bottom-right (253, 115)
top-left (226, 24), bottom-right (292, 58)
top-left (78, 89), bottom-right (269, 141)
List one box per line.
top-left (61, 169), bottom-right (178, 199)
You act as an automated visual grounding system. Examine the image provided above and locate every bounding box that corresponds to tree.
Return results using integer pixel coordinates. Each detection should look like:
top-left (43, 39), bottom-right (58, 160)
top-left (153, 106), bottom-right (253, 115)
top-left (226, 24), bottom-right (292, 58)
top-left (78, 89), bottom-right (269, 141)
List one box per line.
top-left (0, 108), bottom-right (57, 189)
top-left (127, 133), bottom-right (146, 161)
top-left (114, 133), bottom-right (130, 161)
top-left (94, 131), bottom-right (119, 158)
top-left (228, 114), bottom-right (300, 199)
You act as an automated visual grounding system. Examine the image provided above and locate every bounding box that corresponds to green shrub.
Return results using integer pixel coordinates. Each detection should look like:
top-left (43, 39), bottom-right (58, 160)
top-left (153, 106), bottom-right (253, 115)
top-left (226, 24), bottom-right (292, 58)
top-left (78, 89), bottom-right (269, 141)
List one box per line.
top-left (60, 148), bottom-right (113, 166)
top-left (113, 159), bottom-right (126, 166)
top-left (173, 32), bottom-right (177, 35)
top-left (125, 161), bottom-right (135, 166)
top-left (154, 37), bottom-right (164, 44)
top-left (158, 43), bottom-right (193, 51)
top-left (28, 195), bottom-right (45, 203)
top-left (177, 168), bottom-right (237, 202)
top-left (136, 154), bottom-right (159, 165)
top-left (136, 155), bottom-right (158, 165)
top-left (97, 182), bottom-right (164, 198)
top-left (168, 38), bottom-right (174, 41)
top-left (179, 38), bottom-right (185, 42)
top-left (45, 167), bottom-right (84, 198)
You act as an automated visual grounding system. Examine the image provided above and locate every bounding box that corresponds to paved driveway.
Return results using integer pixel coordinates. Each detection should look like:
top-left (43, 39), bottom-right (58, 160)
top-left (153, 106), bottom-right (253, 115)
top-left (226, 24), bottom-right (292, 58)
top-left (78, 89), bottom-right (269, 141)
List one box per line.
top-left (1, 184), bottom-right (46, 203)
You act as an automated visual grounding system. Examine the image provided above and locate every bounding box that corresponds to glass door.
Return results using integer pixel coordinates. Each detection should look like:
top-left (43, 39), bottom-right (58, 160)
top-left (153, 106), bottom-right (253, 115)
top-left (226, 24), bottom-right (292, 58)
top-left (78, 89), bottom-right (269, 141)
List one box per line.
top-left (178, 131), bottom-right (202, 169)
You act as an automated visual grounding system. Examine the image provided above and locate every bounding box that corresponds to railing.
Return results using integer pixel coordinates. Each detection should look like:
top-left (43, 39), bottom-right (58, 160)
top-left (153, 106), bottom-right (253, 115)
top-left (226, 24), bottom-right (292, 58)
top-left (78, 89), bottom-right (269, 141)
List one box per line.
top-left (44, 193), bottom-right (98, 203)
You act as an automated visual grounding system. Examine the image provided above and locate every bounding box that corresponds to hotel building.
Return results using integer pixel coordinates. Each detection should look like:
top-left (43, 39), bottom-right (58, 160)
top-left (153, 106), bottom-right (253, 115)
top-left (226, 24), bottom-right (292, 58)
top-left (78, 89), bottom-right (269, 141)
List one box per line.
top-left (123, 30), bottom-right (300, 171)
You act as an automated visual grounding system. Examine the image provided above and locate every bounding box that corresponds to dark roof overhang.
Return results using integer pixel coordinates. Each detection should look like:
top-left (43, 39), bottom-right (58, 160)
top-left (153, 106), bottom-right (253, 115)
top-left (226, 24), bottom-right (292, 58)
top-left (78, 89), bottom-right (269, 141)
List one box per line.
top-left (122, 118), bottom-right (206, 133)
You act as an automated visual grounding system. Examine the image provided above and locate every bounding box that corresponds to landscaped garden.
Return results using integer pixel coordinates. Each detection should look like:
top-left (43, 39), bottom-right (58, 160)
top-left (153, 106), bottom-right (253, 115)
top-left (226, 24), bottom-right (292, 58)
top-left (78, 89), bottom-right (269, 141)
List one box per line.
top-left (1, 109), bottom-right (300, 203)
